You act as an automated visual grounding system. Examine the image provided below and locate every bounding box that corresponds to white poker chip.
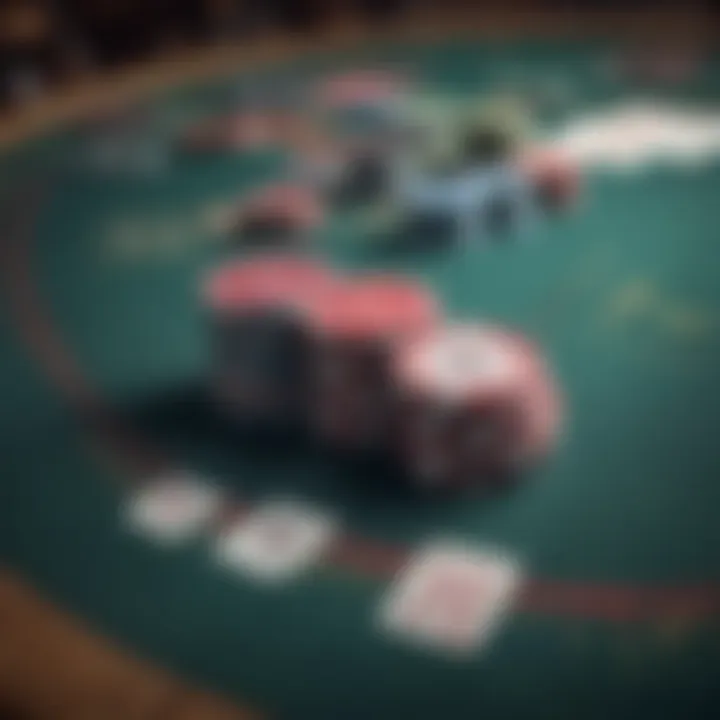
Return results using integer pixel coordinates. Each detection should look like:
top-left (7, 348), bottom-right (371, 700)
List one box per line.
top-left (395, 323), bottom-right (536, 403)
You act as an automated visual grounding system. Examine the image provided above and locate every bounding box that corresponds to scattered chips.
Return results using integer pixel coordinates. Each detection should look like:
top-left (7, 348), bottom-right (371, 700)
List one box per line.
top-left (399, 162), bottom-right (536, 245)
top-left (190, 70), bottom-right (568, 487)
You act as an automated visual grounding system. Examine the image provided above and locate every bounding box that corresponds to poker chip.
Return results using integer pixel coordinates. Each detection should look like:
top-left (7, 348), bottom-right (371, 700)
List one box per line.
top-left (203, 256), bottom-right (338, 426)
top-left (305, 276), bottom-right (439, 450)
top-left (203, 255), bottom-right (335, 312)
top-left (330, 142), bottom-right (395, 205)
top-left (516, 357), bottom-right (563, 464)
top-left (231, 183), bottom-right (325, 242)
top-left (307, 275), bottom-right (439, 343)
top-left (395, 324), bottom-right (535, 405)
top-left (179, 111), bottom-right (280, 153)
top-left (461, 122), bottom-right (516, 166)
top-left (518, 146), bottom-right (580, 211)
top-left (607, 47), bottom-right (703, 87)
top-left (295, 132), bottom-right (401, 204)
top-left (315, 70), bottom-right (407, 109)
top-left (391, 323), bottom-right (558, 488)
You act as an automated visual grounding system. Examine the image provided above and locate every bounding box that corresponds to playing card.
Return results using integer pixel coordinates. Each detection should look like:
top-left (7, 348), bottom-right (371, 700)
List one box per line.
top-left (123, 471), bottom-right (223, 544)
top-left (215, 500), bottom-right (337, 583)
top-left (378, 542), bottom-right (521, 656)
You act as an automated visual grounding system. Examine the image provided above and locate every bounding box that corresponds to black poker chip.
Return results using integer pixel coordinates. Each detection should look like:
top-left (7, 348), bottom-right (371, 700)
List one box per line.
top-left (331, 150), bottom-right (393, 206)
top-left (461, 124), bottom-right (514, 166)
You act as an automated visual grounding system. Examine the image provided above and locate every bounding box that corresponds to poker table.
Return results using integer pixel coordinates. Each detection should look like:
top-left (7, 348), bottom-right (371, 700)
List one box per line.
top-left (2, 13), bottom-right (720, 720)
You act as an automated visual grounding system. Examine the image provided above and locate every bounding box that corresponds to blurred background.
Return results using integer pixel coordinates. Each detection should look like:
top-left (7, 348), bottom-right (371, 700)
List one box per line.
top-left (0, 0), bottom-right (715, 110)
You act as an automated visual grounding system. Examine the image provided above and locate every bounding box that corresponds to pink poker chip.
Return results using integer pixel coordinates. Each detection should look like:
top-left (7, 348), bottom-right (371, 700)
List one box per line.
top-left (203, 255), bottom-right (337, 313)
top-left (315, 70), bottom-right (406, 108)
top-left (306, 275), bottom-right (439, 343)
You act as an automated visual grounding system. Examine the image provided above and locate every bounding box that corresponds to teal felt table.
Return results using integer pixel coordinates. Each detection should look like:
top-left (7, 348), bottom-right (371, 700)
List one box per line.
top-left (1, 37), bottom-right (719, 720)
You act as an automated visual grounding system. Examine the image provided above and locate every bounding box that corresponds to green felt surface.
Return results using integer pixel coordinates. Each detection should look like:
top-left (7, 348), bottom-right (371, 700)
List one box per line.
top-left (1, 39), bottom-right (720, 719)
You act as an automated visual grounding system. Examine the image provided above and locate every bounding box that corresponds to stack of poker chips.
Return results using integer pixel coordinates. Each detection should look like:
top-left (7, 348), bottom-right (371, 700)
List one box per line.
top-left (392, 323), bottom-right (562, 490)
top-left (303, 276), bottom-right (439, 452)
top-left (202, 255), bottom-right (336, 430)
top-left (203, 256), bottom-right (562, 490)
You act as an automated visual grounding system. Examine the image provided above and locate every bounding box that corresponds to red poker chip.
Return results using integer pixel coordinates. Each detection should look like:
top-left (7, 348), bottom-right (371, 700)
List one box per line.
top-left (226, 111), bottom-right (287, 148)
top-left (394, 323), bottom-right (539, 407)
top-left (513, 354), bottom-right (563, 464)
top-left (519, 145), bottom-right (580, 207)
top-left (241, 183), bottom-right (325, 229)
top-left (315, 70), bottom-right (406, 108)
top-left (202, 255), bottom-right (337, 313)
top-left (182, 111), bottom-right (279, 152)
top-left (306, 275), bottom-right (439, 342)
